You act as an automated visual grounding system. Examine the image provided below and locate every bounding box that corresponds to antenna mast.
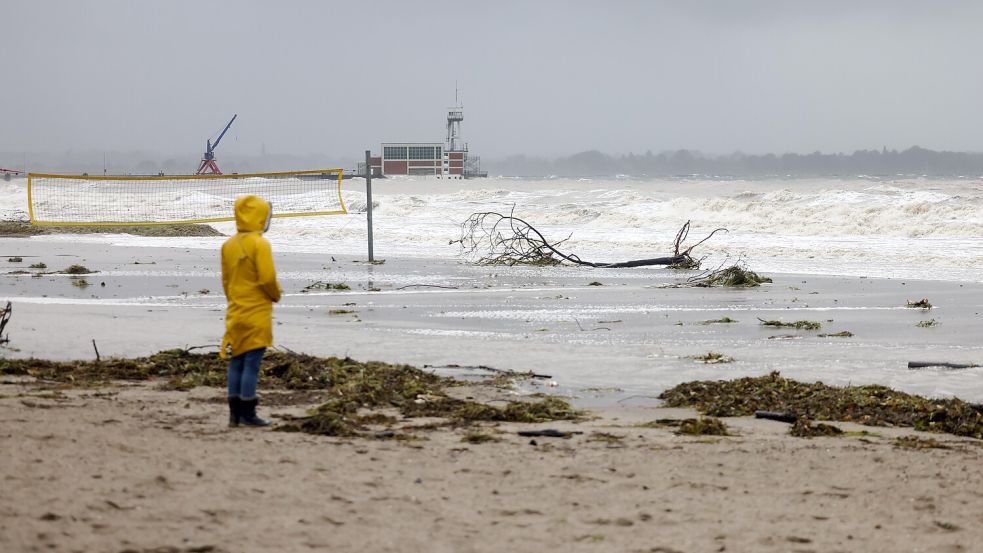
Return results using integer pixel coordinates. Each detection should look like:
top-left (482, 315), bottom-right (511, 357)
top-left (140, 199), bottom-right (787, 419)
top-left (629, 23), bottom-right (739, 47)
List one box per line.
top-left (446, 83), bottom-right (464, 152)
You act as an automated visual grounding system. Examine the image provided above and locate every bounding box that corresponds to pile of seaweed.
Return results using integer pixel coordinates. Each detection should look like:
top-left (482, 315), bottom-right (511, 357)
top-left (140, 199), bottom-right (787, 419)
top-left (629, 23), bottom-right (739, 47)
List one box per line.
top-left (660, 371), bottom-right (983, 439)
top-left (0, 221), bottom-right (222, 237)
top-left (700, 265), bottom-right (772, 287)
top-left (0, 350), bottom-right (582, 437)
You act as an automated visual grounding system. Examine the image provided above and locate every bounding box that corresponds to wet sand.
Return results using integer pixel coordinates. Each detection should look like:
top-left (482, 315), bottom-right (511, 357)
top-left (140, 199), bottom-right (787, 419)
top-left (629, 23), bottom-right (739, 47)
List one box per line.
top-left (2, 237), bottom-right (983, 401)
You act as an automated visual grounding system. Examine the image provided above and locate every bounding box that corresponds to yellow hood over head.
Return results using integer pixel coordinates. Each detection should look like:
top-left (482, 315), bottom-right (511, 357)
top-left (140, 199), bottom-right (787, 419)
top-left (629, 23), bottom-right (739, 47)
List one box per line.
top-left (235, 195), bottom-right (271, 233)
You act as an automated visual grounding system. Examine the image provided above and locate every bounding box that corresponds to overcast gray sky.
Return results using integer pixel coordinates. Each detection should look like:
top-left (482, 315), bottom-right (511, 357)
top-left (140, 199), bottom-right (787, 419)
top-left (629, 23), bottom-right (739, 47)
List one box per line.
top-left (3, 0), bottom-right (982, 159)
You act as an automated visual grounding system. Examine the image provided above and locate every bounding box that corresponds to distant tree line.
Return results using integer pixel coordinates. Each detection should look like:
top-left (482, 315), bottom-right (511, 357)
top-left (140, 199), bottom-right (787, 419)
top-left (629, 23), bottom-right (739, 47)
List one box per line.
top-left (486, 146), bottom-right (983, 177)
top-left (0, 150), bottom-right (355, 176)
top-left (7, 145), bottom-right (983, 178)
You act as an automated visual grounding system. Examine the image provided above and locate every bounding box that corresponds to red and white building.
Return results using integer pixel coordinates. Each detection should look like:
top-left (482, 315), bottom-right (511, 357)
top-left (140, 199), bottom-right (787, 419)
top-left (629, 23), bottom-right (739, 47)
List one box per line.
top-left (366, 103), bottom-right (484, 179)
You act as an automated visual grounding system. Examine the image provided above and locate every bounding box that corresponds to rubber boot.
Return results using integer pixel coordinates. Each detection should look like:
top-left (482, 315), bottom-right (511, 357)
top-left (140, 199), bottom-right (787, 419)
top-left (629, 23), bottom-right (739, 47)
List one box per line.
top-left (239, 398), bottom-right (271, 427)
top-left (228, 396), bottom-right (240, 428)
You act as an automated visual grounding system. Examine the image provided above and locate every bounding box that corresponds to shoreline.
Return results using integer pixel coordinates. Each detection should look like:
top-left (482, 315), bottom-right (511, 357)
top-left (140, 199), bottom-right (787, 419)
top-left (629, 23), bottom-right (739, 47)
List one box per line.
top-left (3, 236), bottom-right (983, 404)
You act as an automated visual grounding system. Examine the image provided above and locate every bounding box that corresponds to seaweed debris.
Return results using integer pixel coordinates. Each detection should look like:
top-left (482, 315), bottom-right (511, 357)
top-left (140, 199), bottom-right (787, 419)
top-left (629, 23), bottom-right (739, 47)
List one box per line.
top-left (664, 263), bottom-right (772, 288)
top-left (586, 431), bottom-right (625, 444)
top-left (916, 319), bottom-right (938, 328)
top-left (698, 317), bottom-right (738, 325)
top-left (29, 262), bottom-right (46, 269)
top-left (660, 371), bottom-right (983, 439)
top-left (906, 298), bottom-right (933, 309)
top-left (1, 349), bottom-right (228, 388)
top-left (818, 331), bottom-right (854, 337)
top-left (0, 221), bottom-right (222, 237)
top-left (688, 352), bottom-right (734, 364)
top-left (462, 432), bottom-right (501, 444)
top-left (63, 264), bottom-right (94, 275)
top-left (402, 395), bottom-right (582, 423)
top-left (303, 281), bottom-right (351, 292)
top-left (280, 395), bottom-right (581, 437)
top-left (893, 435), bottom-right (950, 450)
top-left (666, 257), bottom-right (702, 270)
top-left (0, 350), bottom-right (583, 438)
top-left (701, 265), bottom-right (772, 287)
top-left (758, 318), bottom-right (821, 330)
top-left (789, 419), bottom-right (843, 438)
top-left (675, 417), bottom-right (729, 436)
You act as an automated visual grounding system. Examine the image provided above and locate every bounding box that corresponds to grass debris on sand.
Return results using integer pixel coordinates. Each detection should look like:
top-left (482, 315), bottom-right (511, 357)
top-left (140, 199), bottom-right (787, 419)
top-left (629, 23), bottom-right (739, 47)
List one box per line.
top-left (63, 264), bottom-right (93, 274)
top-left (698, 317), bottom-right (738, 325)
top-left (893, 435), bottom-right (950, 450)
top-left (789, 419), bottom-right (844, 438)
top-left (303, 281), bottom-right (351, 291)
top-left (758, 318), bottom-right (822, 330)
top-left (688, 352), bottom-right (734, 364)
top-left (676, 417), bottom-right (730, 436)
top-left (0, 350), bottom-right (583, 438)
top-left (660, 371), bottom-right (983, 439)
top-left (701, 265), bottom-right (772, 287)
top-left (0, 220), bottom-right (222, 237)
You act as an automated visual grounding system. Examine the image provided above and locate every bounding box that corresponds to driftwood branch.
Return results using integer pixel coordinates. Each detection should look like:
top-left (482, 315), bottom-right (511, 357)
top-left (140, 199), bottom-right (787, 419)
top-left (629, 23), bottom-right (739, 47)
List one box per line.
top-left (455, 209), bottom-right (725, 269)
top-left (908, 361), bottom-right (978, 370)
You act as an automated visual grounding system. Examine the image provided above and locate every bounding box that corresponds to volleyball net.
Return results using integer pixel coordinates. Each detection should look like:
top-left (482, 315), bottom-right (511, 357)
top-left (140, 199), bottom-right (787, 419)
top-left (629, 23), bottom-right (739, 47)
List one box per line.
top-left (27, 169), bottom-right (346, 226)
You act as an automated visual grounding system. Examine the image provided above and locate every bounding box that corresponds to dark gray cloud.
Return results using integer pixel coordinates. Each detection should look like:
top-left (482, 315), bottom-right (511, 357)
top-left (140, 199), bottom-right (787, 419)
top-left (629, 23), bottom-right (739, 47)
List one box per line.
top-left (3, 0), bottom-right (982, 162)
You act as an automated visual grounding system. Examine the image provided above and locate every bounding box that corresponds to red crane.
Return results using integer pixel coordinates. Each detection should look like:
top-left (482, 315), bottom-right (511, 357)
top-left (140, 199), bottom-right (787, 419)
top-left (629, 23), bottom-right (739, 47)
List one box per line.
top-left (195, 114), bottom-right (237, 175)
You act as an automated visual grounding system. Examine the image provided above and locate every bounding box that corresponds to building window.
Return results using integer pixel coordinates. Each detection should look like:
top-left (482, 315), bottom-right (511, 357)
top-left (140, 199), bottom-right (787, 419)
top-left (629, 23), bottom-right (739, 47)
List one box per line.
top-left (384, 146), bottom-right (407, 160)
top-left (408, 146), bottom-right (438, 160)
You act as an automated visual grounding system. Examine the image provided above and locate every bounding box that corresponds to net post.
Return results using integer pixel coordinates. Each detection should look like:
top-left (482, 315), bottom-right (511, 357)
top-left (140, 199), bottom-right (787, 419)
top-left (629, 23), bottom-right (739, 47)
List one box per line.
top-left (365, 150), bottom-right (374, 262)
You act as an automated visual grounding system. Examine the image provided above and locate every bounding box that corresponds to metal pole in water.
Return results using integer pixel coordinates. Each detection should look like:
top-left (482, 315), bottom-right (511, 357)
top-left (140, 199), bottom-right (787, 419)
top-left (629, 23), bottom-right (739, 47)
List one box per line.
top-left (365, 149), bottom-right (374, 262)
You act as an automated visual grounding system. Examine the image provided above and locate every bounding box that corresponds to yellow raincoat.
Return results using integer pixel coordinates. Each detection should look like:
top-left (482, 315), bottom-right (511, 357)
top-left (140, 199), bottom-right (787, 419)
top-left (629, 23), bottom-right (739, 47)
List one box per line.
top-left (220, 195), bottom-right (282, 358)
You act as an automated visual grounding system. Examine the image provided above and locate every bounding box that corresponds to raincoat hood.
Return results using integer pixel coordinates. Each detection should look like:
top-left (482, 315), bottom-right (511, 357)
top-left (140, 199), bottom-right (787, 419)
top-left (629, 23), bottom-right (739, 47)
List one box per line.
top-left (234, 195), bottom-right (271, 233)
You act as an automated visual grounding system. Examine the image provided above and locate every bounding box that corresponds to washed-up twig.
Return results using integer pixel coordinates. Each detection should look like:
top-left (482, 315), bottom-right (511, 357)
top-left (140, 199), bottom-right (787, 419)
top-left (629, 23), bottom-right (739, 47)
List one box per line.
top-left (517, 429), bottom-right (583, 438)
top-left (423, 363), bottom-right (551, 380)
top-left (615, 394), bottom-right (661, 405)
top-left (274, 344), bottom-right (299, 355)
top-left (183, 344), bottom-right (220, 354)
top-left (574, 318), bottom-right (611, 332)
top-left (91, 339), bottom-right (101, 363)
top-left (395, 284), bottom-right (459, 290)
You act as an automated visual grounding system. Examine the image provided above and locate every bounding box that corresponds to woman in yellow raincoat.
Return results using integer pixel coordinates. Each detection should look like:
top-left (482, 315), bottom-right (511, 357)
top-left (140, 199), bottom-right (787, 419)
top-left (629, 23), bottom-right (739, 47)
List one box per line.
top-left (221, 195), bottom-right (281, 427)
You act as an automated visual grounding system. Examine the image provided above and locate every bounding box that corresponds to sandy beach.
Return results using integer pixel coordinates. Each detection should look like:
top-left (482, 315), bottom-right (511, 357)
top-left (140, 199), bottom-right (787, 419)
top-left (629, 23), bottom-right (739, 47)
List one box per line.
top-left (3, 229), bottom-right (983, 552)
top-left (3, 377), bottom-right (983, 553)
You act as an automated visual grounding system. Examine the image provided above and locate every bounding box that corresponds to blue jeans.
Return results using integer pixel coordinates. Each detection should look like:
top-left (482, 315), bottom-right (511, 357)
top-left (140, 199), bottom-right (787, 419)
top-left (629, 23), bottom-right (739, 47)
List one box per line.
top-left (227, 347), bottom-right (265, 400)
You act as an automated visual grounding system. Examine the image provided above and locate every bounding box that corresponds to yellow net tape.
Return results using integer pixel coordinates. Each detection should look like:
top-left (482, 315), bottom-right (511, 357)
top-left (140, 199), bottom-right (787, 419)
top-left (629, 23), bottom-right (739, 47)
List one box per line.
top-left (27, 169), bottom-right (346, 226)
